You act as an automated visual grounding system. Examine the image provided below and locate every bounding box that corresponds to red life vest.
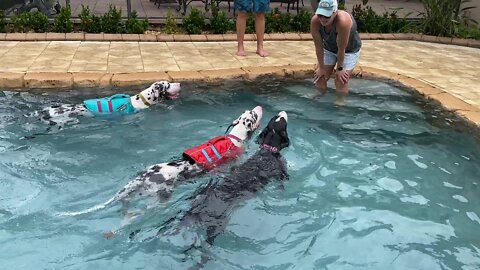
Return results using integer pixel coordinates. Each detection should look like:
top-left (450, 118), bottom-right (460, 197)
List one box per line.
top-left (183, 135), bottom-right (244, 170)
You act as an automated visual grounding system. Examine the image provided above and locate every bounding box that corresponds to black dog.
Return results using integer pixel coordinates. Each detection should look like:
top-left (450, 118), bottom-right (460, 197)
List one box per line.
top-left (159, 111), bottom-right (289, 269)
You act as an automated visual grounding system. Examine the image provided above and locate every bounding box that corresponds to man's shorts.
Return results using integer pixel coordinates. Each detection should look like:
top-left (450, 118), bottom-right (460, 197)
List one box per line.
top-left (234, 0), bottom-right (270, 13)
top-left (324, 49), bottom-right (361, 71)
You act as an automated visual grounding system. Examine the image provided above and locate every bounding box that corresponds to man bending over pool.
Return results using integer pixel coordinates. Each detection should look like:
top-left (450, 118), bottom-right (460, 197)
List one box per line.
top-left (311, 0), bottom-right (362, 106)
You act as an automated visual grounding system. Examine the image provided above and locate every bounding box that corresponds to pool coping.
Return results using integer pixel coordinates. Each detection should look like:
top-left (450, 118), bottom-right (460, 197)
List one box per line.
top-left (0, 32), bottom-right (479, 48)
top-left (1, 64), bottom-right (479, 130)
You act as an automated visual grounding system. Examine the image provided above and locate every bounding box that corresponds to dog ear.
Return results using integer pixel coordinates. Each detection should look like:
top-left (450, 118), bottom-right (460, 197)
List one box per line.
top-left (278, 118), bottom-right (290, 149)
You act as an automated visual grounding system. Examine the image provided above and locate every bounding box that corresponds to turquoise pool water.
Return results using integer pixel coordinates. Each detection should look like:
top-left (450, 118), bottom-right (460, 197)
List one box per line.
top-left (1, 79), bottom-right (479, 270)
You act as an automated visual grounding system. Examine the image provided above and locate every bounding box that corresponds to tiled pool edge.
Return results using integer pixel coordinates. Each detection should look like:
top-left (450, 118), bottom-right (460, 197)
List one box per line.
top-left (0, 33), bottom-right (479, 48)
top-left (0, 65), bottom-right (479, 129)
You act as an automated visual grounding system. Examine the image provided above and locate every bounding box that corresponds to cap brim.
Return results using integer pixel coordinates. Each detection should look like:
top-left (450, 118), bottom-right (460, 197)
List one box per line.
top-left (315, 8), bottom-right (334, 17)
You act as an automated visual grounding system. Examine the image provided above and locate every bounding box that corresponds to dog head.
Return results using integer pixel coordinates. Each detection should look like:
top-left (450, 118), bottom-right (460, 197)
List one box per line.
top-left (256, 111), bottom-right (289, 152)
top-left (227, 106), bottom-right (263, 142)
top-left (139, 81), bottom-right (181, 105)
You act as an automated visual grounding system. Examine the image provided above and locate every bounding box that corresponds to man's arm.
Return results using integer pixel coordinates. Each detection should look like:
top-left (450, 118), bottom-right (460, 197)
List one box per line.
top-left (335, 12), bottom-right (353, 84)
top-left (311, 16), bottom-right (325, 69)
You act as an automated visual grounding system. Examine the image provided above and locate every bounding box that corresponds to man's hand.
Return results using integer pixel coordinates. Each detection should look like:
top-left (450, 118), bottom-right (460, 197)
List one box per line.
top-left (336, 69), bottom-right (349, 84)
top-left (313, 66), bottom-right (327, 84)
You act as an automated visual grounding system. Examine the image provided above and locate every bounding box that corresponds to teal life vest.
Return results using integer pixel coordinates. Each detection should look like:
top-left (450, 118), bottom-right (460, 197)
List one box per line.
top-left (83, 94), bottom-right (135, 116)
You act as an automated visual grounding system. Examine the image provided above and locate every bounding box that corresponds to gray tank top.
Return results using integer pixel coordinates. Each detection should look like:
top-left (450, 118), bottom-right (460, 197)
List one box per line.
top-left (319, 13), bottom-right (362, 54)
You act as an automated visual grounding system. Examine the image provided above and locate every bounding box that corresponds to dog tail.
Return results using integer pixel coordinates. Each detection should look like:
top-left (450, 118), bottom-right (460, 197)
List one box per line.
top-left (56, 196), bottom-right (117, 217)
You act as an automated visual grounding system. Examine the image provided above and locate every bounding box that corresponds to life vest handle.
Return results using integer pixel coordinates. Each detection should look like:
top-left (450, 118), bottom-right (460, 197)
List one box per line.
top-left (108, 94), bottom-right (130, 100)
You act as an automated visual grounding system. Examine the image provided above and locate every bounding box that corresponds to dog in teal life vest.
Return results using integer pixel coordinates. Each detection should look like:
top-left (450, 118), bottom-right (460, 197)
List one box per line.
top-left (26, 81), bottom-right (181, 134)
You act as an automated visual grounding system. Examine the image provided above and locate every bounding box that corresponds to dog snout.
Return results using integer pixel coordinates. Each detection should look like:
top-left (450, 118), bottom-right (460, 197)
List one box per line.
top-left (278, 111), bottom-right (288, 122)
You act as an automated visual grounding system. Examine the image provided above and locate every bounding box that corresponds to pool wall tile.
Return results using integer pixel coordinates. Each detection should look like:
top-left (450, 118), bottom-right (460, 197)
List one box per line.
top-left (0, 33), bottom-right (5, 41)
top-left (5, 33), bottom-right (26, 41)
top-left (157, 34), bottom-right (174, 42)
top-left (430, 92), bottom-right (479, 112)
top-left (242, 66), bottom-right (285, 80)
top-left (111, 72), bottom-right (171, 87)
top-left (392, 33), bottom-right (416, 40)
top-left (206, 34), bottom-right (225, 41)
top-left (436, 36), bottom-right (453, 45)
top-left (199, 68), bottom-right (247, 81)
top-left (420, 35), bottom-right (438, 43)
top-left (451, 38), bottom-right (470, 47)
top-left (66, 33), bottom-right (85, 41)
top-left (139, 34), bottom-right (157, 42)
top-left (173, 34), bottom-right (191, 42)
top-left (222, 34), bottom-right (237, 41)
top-left (24, 72), bottom-right (73, 88)
top-left (25, 33), bottom-right (46, 41)
top-left (457, 110), bottom-right (480, 126)
top-left (122, 34), bottom-right (140, 42)
top-left (46, 33), bottom-right (66, 41)
top-left (467, 39), bottom-right (480, 49)
top-left (99, 73), bottom-right (113, 87)
top-left (281, 64), bottom-right (315, 78)
top-left (0, 72), bottom-right (25, 88)
top-left (84, 34), bottom-right (104, 41)
top-left (167, 71), bottom-right (204, 81)
top-left (73, 72), bottom-right (110, 88)
top-left (190, 35), bottom-right (207, 42)
top-left (103, 34), bottom-right (123, 42)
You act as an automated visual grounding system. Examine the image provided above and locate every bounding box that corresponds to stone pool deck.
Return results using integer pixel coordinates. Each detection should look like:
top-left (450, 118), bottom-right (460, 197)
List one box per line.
top-left (0, 33), bottom-right (479, 128)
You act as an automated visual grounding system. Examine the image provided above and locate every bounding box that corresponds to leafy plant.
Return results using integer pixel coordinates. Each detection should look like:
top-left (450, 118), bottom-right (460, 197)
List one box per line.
top-left (352, 0), bottom-right (410, 33)
top-left (125, 10), bottom-right (149, 34)
top-left (79, 5), bottom-right (102, 33)
top-left (182, 7), bottom-right (205, 34)
top-left (455, 23), bottom-right (480, 39)
top-left (419, 0), bottom-right (476, 37)
top-left (12, 11), bottom-right (49, 33)
top-left (209, 3), bottom-right (233, 34)
top-left (291, 9), bottom-right (312, 33)
top-left (266, 8), bottom-right (292, 33)
top-left (101, 5), bottom-right (123, 33)
top-left (53, 5), bottom-right (73, 33)
top-left (163, 9), bottom-right (178, 34)
top-left (0, 10), bottom-right (5, 33)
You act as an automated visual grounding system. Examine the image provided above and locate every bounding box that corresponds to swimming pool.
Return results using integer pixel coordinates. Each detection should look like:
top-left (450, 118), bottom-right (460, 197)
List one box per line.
top-left (1, 78), bottom-right (479, 269)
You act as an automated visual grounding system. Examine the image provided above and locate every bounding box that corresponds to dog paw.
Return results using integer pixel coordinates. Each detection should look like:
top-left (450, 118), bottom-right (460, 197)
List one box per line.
top-left (103, 231), bottom-right (115, 239)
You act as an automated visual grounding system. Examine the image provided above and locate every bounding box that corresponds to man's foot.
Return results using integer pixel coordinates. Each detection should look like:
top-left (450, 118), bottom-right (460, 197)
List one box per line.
top-left (237, 50), bottom-right (246, 56)
top-left (334, 97), bottom-right (346, 106)
top-left (312, 89), bottom-right (327, 99)
top-left (256, 49), bottom-right (269, 57)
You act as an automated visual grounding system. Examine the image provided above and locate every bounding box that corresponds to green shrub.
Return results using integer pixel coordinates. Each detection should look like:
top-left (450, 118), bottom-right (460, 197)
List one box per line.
top-left (209, 4), bottom-right (233, 34)
top-left (0, 10), bottom-right (5, 33)
top-left (352, 0), bottom-right (411, 33)
top-left (456, 23), bottom-right (480, 39)
top-left (54, 5), bottom-right (73, 33)
top-left (12, 11), bottom-right (49, 33)
top-left (101, 5), bottom-right (123, 33)
top-left (266, 8), bottom-right (292, 33)
top-left (79, 5), bottom-right (102, 33)
top-left (183, 7), bottom-right (205, 34)
top-left (291, 9), bottom-right (312, 33)
top-left (125, 10), bottom-right (149, 34)
top-left (419, 0), bottom-right (476, 37)
top-left (163, 9), bottom-right (178, 34)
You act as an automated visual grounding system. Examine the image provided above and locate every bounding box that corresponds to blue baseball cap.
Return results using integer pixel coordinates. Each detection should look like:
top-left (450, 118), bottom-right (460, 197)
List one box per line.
top-left (315, 0), bottom-right (338, 17)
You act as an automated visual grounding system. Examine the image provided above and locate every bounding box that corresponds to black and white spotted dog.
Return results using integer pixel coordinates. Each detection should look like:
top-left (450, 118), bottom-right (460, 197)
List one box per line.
top-left (146, 111), bottom-right (290, 269)
top-left (25, 81), bottom-right (181, 133)
top-left (58, 106), bottom-right (264, 219)
top-left (173, 111), bottom-right (290, 247)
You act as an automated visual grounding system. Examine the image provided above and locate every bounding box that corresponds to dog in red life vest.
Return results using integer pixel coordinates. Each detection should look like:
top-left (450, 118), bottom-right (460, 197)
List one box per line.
top-left (58, 106), bottom-right (263, 219)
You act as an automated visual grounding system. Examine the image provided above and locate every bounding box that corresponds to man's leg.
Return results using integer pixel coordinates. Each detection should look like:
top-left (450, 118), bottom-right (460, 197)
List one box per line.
top-left (255, 12), bottom-right (268, 57)
top-left (334, 71), bottom-right (351, 106)
top-left (313, 65), bottom-right (335, 97)
top-left (236, 12), bottom-right (248, 56)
